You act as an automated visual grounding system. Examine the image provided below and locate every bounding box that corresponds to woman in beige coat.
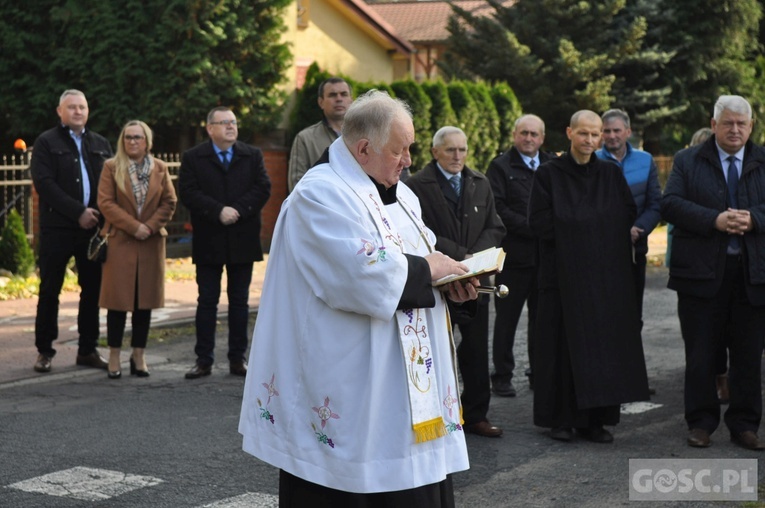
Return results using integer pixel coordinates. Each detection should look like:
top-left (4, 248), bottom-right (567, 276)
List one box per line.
top-left (98, 120), bottom-right (177, 378)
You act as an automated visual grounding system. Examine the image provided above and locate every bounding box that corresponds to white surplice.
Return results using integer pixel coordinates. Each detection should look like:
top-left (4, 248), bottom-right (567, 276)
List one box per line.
top-left (239, 138), bottom-right (469, 494)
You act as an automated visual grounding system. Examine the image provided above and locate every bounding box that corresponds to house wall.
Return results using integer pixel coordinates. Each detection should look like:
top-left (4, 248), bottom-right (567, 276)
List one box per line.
top-left (284, 0), bottom-right (397, 87)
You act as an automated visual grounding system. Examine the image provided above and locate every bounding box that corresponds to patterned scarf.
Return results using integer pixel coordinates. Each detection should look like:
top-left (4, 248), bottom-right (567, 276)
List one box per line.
top-left (128, 156), bottom-right (152, 213)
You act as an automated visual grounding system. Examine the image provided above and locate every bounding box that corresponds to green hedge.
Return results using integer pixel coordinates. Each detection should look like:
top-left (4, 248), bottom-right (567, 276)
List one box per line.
top-left (0, 209), bottom-right (34, 277)
top-left (288, 70), bottom-right (522, 173)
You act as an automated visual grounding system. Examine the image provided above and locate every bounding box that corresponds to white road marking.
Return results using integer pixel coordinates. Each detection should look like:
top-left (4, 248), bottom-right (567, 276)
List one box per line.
top-left (200, 492), bottom-right (278, 507)
top-left (621, 401), bottom-right (663, 414)
top-left (6, 466), bottom-right (163, 501)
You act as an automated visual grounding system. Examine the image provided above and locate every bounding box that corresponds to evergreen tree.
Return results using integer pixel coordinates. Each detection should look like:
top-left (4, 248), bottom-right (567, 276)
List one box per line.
top-left (491, 82), bottom-right (523, 152)
top-left (0, 0), bottom-right (292, 151)
top-left (447, 82), bottom-right (481, 169)
top-left (467, 81), bottom-right (500, 171)
top-left (0, 209), bottom-right (35, 277)
top-left (443, 0), bottom-right (673, 149)
top-left (421, 80), bottom-right (458, 141)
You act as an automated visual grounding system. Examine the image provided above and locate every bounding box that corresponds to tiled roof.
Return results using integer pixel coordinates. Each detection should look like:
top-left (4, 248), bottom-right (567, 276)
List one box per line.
top-left (368, 1), bottom-right (507, 44)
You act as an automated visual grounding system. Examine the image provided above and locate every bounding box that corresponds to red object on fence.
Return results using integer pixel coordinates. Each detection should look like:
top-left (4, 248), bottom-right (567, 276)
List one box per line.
top-left (14, 139), bottom-right (27, 152)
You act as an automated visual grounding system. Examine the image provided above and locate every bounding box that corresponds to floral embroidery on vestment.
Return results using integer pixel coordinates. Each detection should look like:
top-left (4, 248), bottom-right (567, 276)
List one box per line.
top-left (257, 373), bottom-right (279, 424)
top-left (312, 396), bottom-right (340, 448)
top-left (357, 238), bottom-right (386, 264)
top-left (404, 309), bottom-right (434, 393)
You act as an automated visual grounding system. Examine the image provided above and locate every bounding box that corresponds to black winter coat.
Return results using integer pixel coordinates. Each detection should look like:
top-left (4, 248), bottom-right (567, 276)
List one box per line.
top-left (179, 140), bottom-right (271, 265)
top-left (31, 125), bottom-right (113, 230)
top-left (406, 160), bottom-right (505, 261)
top-left (662, 137), bottom-right (765, 305)
top-left (486, 147), bottom-right (555, 268)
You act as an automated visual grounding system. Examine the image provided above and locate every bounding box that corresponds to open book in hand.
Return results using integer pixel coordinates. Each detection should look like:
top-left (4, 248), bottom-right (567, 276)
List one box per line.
top-left (433, 247), bottom-right (506, 286)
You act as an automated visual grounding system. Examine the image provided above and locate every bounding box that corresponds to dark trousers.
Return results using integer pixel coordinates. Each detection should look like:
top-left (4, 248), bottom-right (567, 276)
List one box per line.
top-left (492, 266), bottom-right (537, 381)
top-left (279, 470), bottom-right (455, 508)
top-left (677, 255), bottom-right (765, 435)
top-left (106, 309), bottom-right (151, 349)
top-left (35, 228), bottom-right (102, 357)
top-left (194, 262), bottom-right (253, 367)
top-left (456, 296), bottom-right (491, 425)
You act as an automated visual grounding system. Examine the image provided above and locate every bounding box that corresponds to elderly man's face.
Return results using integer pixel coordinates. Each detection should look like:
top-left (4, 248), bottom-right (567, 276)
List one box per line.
top-left (432, 132), bottom-right (468, 175)
top-left (364, 117), bottom-right (414, 188)
top-left (712, 109), bottom-right (752, 155)
top-left (513, 117), bottom-right (544, 157)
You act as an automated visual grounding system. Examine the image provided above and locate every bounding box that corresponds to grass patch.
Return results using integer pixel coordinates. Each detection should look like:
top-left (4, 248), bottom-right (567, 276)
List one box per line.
top-left (0, 271), bottom-right (79, 301)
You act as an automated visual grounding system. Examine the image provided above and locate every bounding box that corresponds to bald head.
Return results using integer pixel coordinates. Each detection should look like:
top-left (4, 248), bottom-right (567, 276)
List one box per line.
top-left (570, 110), bottom-right (602, 130)
top-left (566, 110), bottom-right (602, 164)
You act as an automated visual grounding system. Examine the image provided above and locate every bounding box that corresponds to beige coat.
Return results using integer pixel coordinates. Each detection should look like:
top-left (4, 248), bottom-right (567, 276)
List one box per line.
top-left (98, 157), bottom-right (177, 311)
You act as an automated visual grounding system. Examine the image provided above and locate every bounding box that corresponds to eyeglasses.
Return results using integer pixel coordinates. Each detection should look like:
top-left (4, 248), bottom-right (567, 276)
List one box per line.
top-left (208, 120), bottom-right (238, 126)
top-left (125, 135), bottom-right (145, 141)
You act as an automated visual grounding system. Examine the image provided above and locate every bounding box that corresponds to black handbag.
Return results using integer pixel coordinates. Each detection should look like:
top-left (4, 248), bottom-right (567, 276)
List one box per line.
top-left (87, 226), bottom-right (110, 263)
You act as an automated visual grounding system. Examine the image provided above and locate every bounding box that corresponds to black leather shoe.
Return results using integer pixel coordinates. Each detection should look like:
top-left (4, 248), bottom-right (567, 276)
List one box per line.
top-left (731, 431), bottom-right (765, 451)
top-left (108, 370), bottom-right (122, 379)
top-left (577, 426), bottom-right (614, 443)
top-left (492, 379), bottom-right (516, 397)
top-left (185, 364), bottom-right (212, 379)
top-left (464, 421), bottom-right (503, 438)
top-left (687, 428), bottom-right (711, 448)
top-left (130, 358), bottom-right (150, 378)
top-left (550, 427), bottom-right (573, 442)
top-left (33, 354), bottom-right (52, 373)
top-left (76, 351), bottom-right (108, 370)
top-left (230, 360), bottom-right (248, 377)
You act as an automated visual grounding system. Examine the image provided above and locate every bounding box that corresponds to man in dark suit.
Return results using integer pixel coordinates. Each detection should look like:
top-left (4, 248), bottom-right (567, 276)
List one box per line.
top-left (486, 114), bottom-right (552, 396)
top-left (179, 107), bottom-right (271, 379)
top-left (30, 89), bottom-right (113, 373)
top-left (407, 126), bottom-right (506, 437)
top-left (662, 95), bottom-right (765, 450)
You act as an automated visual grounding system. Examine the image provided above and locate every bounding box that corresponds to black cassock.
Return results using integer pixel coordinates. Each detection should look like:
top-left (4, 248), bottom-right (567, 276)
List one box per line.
top-left (528, 152), bottom-right (650, 429)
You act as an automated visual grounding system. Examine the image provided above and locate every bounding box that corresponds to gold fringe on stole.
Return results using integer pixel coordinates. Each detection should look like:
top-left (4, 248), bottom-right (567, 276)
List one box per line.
top-left (413, 417), bottom-right (448, 443)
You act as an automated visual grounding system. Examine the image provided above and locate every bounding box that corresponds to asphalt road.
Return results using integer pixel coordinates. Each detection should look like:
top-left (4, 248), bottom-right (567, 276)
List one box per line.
top-left (1, 267), bottom-right (763, 507)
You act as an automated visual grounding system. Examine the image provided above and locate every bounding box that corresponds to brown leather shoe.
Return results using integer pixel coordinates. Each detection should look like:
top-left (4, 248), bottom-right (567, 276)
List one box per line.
top-left (716, 374), bottom-right (730, 404)
top-left (464, 420), bottom-right (503, 438)
top-left (230, 360), bottom-right (248, 377)
top-left (33, 354), bottom-right (52, 373)
top-left (185, 364), bottom-right (212, 379)
top-left (687, 428), bottom-right (711, 448)
top-left (731, 431), bottom-right (765, 451)
top-left (75, 351), bottom-right (108, 370)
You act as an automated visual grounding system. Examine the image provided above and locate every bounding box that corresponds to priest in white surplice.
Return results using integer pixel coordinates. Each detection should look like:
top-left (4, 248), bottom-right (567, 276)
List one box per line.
top-left (239, 91), bottom-right (479, 507)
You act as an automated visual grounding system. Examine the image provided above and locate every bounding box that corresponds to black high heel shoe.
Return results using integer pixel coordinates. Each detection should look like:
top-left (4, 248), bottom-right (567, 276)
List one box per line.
top-left (130, 357), bottom-right (150, 377)
top-left (108, 370), bottom-right (121, 379)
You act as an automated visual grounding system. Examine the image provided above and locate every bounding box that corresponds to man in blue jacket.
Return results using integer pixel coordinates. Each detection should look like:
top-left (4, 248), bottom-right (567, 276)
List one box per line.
top-left (662, 95), bottom-right (765, 450)
top-left (596, 109), bottom-right (661, 332)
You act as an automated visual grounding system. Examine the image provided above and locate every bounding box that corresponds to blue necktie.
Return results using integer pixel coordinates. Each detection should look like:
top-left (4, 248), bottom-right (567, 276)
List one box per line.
top-left (727, 155), bottom-right (740, 251)
top-left (528, 159), bottom-right (536, 170)
top-left (221, 150), bottom-right (230, 169)
top-left (450, 175), bottom-right (461, 196)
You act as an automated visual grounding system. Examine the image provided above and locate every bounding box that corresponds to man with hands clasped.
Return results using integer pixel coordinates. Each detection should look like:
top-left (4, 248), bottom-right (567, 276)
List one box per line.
top-left (179, 107), bottom-right (271, 380)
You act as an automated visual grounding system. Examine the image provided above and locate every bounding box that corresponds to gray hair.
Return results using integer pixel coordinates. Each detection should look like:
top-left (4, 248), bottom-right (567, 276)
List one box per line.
top-left (59, 89), bottom-right (86, 105)
top-left (713, 95), bottom-right (752, 121)
top-left (602, 108), bottom-right (631, 128)
top-left (206, 106), bottom-right (233, 125)
top-left (513, 114), bottom-right (545, 134)
top-left (342, 90), bottom-right (412, 151)
top-left (432, 126), bottom-right (466, 148)
top-left (690, 127), bottom-right (712, 146)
